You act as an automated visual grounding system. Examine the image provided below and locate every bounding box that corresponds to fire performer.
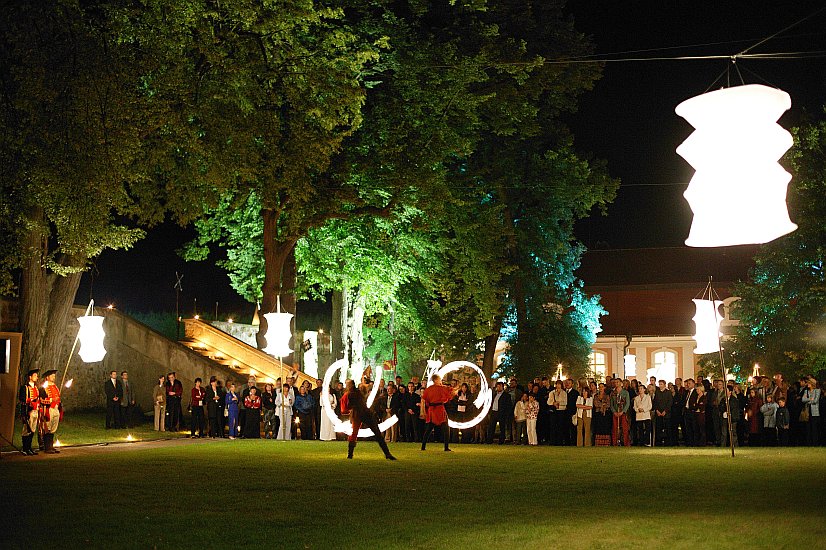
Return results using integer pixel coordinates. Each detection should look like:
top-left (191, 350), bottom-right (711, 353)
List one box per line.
top-left (38, 369), bottom-right (63, 454)
top-left (340, 377), bottom-right (396, 461)
top-left (421, 374), bottom-right (458, 452)
top-left (17, 368), bottom-right (40, 456)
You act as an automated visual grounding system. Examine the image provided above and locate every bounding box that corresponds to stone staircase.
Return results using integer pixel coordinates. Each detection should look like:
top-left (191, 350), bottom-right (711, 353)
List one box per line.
top-left (181, 318), bottom-right (317, 388)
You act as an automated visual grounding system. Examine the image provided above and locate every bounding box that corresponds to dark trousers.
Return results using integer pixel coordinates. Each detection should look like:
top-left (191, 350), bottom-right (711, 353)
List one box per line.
top-left (298, 412), bottom-right (313, 440)
top-left (190, 407), bottom-right (205, 437)
top-left (487, 413), bottom-right (507, 444)
top-left (778, 427), bottom-right (790, 446)
top-left (167, 397), bottom-right (181, 431)
top-left (314, 406), bottom-right (322, 439)
top-left (349, 412), bottom-right (393, 458)
top-left (120, 405), bottom-right (132, 428)
top-left (684, 411), bottom-right (697, 446)
top-left (636, 419), bottom-right (651, 445)
top-left (422, 422), bottom-right (450, 450)
top-left (106, 401), bottom-right (120, 428)
top-left (653, 415), bottom-right (669, 445)
top-left (238, 409), bottom-right (247, 437)
top-left (807, 417), bottom-right (821, 446)
top-left (405, 412), bottom-right (420, 442)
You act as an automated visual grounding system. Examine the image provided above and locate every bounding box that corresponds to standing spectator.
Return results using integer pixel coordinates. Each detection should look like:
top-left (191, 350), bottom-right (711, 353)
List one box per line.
top-left (760, 393), bottom-right (779, 446)
top-left (709, 379), bottom-right (725, 446)
top-left (189, 378), bottom-right (206, 438)
top-left (776, 396), bottom-right (791, 446)
top-left (575, 388), bottom-right (593, 446)
top-left (104, 370), bottom-right (122, 429)
top-left (564, 379), bottom-right (579, 446)
top-left (627, 379), bottom-right (639, 444)
top-left (537, 377), bottom-right (551, 444)
top-left (275, 384), bottom-right (294, 440)
top-left (633, 385), bottom-right (652, 446)
top-left (294, 385), bottom-right (315, 440)
top-left (405, 382), bottom-right (421, 443)
top-left (396, 384), bottom-right (408, 441)
top-left (746, 388), bottom-right (764, 446)
top-left (683, 379), bottom-right (698, 446)
top-left (261, 383), bottom-right (277, 439)
top-left (239, 376), bottom-right (258, 438)
top-left (165, 372), bottom-right (184, 432)
top-left (507, 378), bottom-right (522, 443)
top-left (225, 382), bottom-right (240, 439)
top-left (720, 384), bottom-right (743, 447)
top-left (671, 378), bottom-right (686, 445)
top-left (311, 379), bottom-right (323, 440)
top-left (120, 371), bottom-right (136, 428)
top-left (652, 380), bottom-right (672, 446)
top-left (801, 376), bottom-right (821, 446)
top-left (320, 385), bottom-right (338, 441)
top-left (513, 392), bottom-right (528, 445)
top-left (152, 375), bottom-right (166, 432)
top-left (525, 393), bottom-right (540, 446)
top-left (592, 383), bottom-right (612, 447)
top-left (547, 380), bottom-right (567, 446)
top-left (383, 384), bottom-right (402, 443)
top-left (610, 379), bottom-right (631, 447)
top-left (456, 383), bottom-right (472, 443)
top-left (692, 383), bottom-right (707, 446)
top-left (243, 387), bottom-right (262, 439)
top-left (205, 377), bottom-right (225, 438)
top-left (487, 382), bottom-right (512, 445)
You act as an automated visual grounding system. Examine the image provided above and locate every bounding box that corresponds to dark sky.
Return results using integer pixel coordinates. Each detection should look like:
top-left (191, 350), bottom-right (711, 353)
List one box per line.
top-left (76, 0), bottom-right (826, 313)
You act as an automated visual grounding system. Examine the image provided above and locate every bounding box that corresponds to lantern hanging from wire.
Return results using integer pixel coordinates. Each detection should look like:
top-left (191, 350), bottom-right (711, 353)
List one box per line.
top-left (691, 298), bottom-right (724, 354)
top-left (623, 354), bottom-right (637, 378)
top-left (676, 84), bottom-right (797, 247)
top-left (261, 298), bottom-right (293, 358)
top-left (77, 302), bottom-right (107, 363)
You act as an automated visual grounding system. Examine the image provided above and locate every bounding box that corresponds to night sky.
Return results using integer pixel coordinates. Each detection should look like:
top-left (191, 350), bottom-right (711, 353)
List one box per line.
top-left (76, 0), bottom-right (826, 314)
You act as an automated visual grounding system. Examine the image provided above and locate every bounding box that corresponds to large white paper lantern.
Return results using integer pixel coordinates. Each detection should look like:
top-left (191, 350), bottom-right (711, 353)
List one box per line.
top-left (692, 298), bottom-right (724, 354)
top-left (623, 354), bottom-right (637, 378)
top-left (261, 311), bottom-right (293, 357)
top-left (676, 84), bottom-right (797, 247)
top-left (77, 315), bottom-right (107, 362)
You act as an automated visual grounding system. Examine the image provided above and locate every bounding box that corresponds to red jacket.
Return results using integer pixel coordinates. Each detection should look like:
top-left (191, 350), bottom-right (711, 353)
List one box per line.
top-left (422, 385), bottom-right (454, 425)
top-left (191, 387), bottom-right (205, 408)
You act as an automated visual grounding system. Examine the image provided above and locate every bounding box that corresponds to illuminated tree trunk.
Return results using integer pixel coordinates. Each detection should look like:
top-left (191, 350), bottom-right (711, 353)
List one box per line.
top-left (339, 285), bottom-right (365, 380)
top-left (257, 208), bottom-right (297, 361)
top-left (19, 210), bottom-right (84, 381)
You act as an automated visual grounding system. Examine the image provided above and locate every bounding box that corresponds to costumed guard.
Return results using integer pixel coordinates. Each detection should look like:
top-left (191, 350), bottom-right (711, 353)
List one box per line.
top-left (340, 379), bottom-right (396, 460)
top-left (39, 369), bottom-right (63, 454)
top-left (421, 374), bottom-right (457, 452)
top-left (18, 369), bottom-right (41, 456)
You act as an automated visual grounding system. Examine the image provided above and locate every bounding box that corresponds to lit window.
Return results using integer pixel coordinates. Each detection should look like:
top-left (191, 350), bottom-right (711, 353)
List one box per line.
top-left (648, 350), bottom-right (677, 383)
top-left (589, 351), bottom-right (607, 380)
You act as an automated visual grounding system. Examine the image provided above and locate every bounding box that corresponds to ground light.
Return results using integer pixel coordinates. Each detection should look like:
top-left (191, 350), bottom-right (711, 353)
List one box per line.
top-left (677, 84), bottom-right (797, 246)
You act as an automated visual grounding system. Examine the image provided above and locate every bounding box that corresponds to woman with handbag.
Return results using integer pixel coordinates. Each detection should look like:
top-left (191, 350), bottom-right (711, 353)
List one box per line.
top-left (801, 376), bottom-right (821, 446)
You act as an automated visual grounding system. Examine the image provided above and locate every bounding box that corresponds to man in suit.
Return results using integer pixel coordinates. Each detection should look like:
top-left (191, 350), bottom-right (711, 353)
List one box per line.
top-left (563, 379), bottom-right (579, 446)
top-left (104, 370), bottom-right (123, 429)
top-left (310, 378), bottom-right (323, 440)
top-left (683, 378), bottom-right (698, 446)
top-left (652, 380), bottom-right (673, 446)
top-left (710, 379), bottom-right (725, 446)
top-left (383, 383), bottom-right (403, 442)
top-left (404, 381), bottom-right (421, 443)
top-left (487, 382), bottom-right (513, 444)
top-left (120, 371), bottom-right (135, 428)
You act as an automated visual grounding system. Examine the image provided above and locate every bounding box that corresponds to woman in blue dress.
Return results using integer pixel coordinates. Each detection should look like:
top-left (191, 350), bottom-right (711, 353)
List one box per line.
top-left (225, 382), bottom-right (240, 439)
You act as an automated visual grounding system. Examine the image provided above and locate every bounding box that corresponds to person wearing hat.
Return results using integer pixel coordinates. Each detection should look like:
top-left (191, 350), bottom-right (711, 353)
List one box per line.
top-left (38, 369), bottom-right (63, 454)
top-left (17, 368), bottom-right (41, 456)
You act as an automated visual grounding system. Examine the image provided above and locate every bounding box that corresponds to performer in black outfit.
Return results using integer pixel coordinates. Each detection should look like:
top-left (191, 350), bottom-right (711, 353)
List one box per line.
top-left (340, 379), bottom-right (396, 460)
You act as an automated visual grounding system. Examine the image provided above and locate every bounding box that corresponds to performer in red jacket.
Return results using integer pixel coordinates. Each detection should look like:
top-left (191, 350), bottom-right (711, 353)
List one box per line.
top-left (340, 379), bottom-right (396, 460)
top-left (18, 369), bottom-right (41, 456)
top-left (39, 369), bottom-right (63, 454)
top-left (421, 374), bottom-right (457, 451)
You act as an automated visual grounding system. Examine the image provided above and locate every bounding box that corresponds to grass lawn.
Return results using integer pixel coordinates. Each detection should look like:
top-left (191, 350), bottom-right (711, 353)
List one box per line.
top-left (2, 442), bottom-right (826, 550)
top-left (2, 411), bottom-right (188, 450)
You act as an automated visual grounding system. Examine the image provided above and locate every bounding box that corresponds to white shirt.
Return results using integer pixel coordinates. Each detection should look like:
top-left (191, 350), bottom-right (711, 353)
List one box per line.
top-left (576, 396), bottom-right (593, 418)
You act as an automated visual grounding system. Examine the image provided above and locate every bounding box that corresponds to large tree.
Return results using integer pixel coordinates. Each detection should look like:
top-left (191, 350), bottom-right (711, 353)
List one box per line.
top-left (730, 116), bottom-right (826, 380)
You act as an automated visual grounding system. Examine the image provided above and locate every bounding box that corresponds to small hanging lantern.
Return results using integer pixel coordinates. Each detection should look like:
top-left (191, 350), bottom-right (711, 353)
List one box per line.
top-left (692, 298), bottom-right (724, 354)
top-left (677, 84), bottom-right (797, 247)
top-left (623, 354), bottom-right (637, 378)
top-left (77, 310), bottom-right (107, 363)
top-left (261, 297), bottom-right (293, 358)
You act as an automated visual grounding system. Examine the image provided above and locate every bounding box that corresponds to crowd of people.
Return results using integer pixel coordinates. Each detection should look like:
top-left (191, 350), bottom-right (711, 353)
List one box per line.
top-left (140, 368), bottom-right (825, 449)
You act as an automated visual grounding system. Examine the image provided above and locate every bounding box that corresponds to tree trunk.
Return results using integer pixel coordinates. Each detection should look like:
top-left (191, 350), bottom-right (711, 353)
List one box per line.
top-left (333, 285), bottom-right (366, 382)
top-left (482, 317), bottom-right (503, 377)
top-left (331, 290), bottom-right (343, 363)
top-left (256, 208), bottom-right (298, 361)
top-left (19, 217), bottom-right (84, 383)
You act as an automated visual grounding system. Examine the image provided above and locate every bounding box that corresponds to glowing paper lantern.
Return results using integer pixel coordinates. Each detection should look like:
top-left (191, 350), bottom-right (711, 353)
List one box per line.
top-left (676, 84), bottom-right (797, 247)
top-left (302, 331), bottom-right (319, 379)
top-left (433, 361), bottom-right (492, 430)
top-left (77, 315), bottom-right (106, 362)
top-left (321, 359), bottom-right (399, 437)
top-left (692, 299), bottom-right (724, 354)
top-left (261, 311), bottom-right (293, 357)
top-left (623, 354), bottom-right (636, 378)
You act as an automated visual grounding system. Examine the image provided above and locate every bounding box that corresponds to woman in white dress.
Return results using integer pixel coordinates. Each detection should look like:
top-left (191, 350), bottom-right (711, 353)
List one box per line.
top-left (274, 384), bottom-right (294, 440)
top-left (320, 389), bottom-right (338, 441)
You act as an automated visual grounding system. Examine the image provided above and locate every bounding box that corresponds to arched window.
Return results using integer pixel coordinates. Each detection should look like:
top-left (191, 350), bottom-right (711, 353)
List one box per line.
top-left (647, 350), bottom-right (677, 383)
top-left (588, 351), bottom-right (607, 380)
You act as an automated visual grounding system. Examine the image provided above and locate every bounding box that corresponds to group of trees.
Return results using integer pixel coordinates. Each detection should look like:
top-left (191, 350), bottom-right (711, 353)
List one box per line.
top-left (1, 0), bottom-right (618, 380)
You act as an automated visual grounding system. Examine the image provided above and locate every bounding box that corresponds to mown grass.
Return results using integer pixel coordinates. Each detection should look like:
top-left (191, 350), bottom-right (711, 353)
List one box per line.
top-left (2, 411), bottom-right (187, 450)
top-left (2, 442), bottom-right (825, 550)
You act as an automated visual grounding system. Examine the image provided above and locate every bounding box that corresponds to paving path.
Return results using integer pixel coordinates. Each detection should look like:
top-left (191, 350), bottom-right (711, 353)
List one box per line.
top-left (0, 436), bottom-right (227, 461)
